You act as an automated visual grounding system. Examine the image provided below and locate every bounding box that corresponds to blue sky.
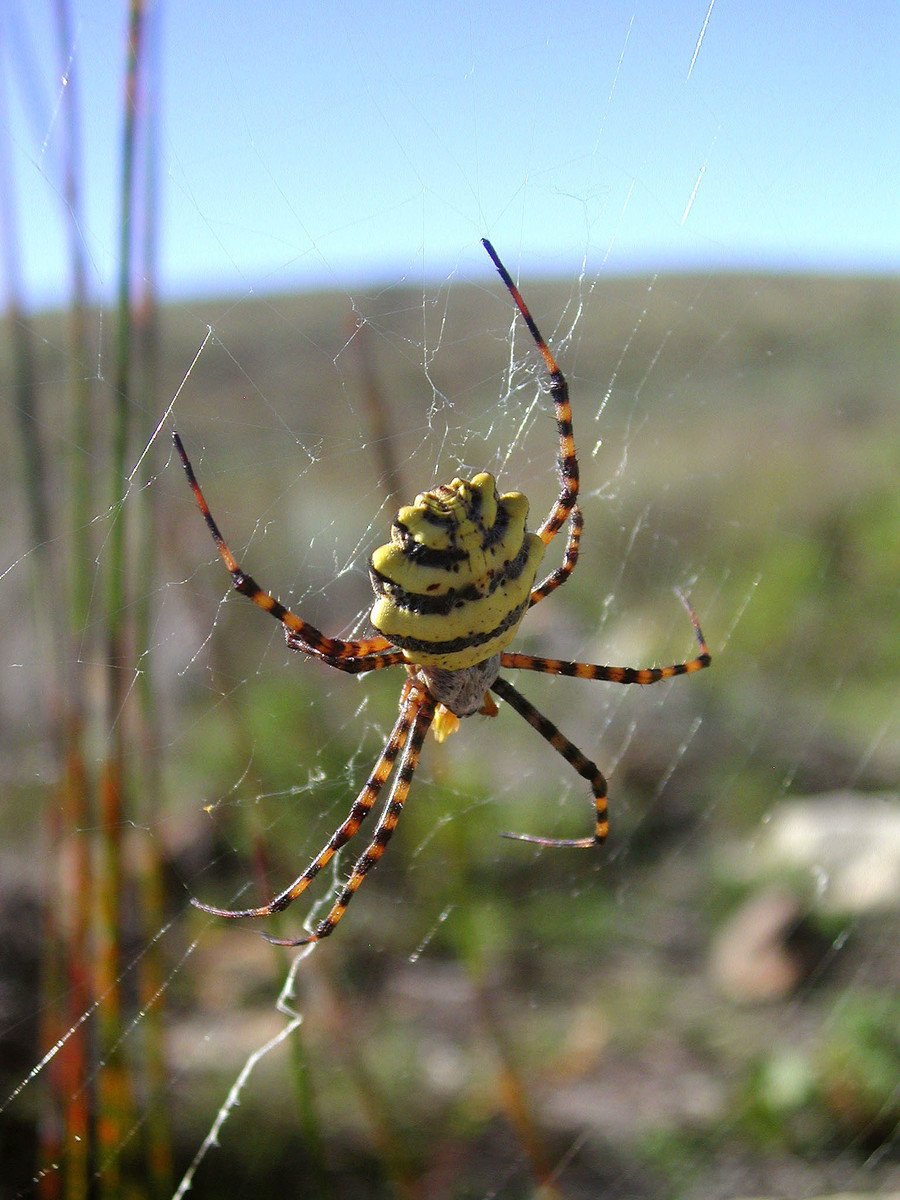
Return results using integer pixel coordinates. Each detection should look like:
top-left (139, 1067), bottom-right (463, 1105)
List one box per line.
top-left (3, 0), bottom-right (898, 307)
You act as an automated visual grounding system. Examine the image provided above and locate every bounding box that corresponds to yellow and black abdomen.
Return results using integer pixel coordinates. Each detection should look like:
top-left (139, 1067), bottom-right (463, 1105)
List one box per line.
top-left (369, 472), bottom-right (544, 670)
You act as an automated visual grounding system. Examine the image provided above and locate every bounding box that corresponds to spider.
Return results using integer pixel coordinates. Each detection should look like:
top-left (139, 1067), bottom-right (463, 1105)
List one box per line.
top-left (174, 239), bottom-right (710, 946)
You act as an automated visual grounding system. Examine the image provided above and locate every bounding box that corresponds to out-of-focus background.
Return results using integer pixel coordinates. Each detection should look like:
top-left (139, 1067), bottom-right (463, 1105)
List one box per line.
top-left (1, 3), bottom-right (897, 1198)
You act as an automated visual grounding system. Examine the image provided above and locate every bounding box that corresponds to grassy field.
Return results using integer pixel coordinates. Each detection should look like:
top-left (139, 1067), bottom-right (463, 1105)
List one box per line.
top-left (1, 267), bottom-right (898, 1198)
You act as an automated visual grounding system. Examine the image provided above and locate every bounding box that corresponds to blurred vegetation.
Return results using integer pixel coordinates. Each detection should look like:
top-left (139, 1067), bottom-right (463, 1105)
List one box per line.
top-left (2, 264), bottom-right (898, 1197)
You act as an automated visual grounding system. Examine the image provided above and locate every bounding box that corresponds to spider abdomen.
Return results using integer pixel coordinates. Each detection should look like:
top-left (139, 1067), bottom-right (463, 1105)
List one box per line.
top-left (369, 472), bottom-right (544, 670)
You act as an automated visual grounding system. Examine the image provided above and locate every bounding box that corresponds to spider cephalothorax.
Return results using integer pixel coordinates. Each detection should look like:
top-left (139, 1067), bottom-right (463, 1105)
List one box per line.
top-left (174, 238), bottom-right (710, 946)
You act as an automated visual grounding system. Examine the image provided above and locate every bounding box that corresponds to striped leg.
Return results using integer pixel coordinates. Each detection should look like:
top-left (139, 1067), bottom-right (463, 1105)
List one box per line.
top-left (529, 504), bottom-right (583, 607)
top-left (503, 590), bottom-right (711, 682)
top-left (268, 687), bottom-right (437, 945)
top-left (482, 239), bottom-right (579, 546)
top-left (491, 677), bottom-right (607, 849)
top-left (302, 647), bottom-right (407, 675)
top-left (191, 682), bottom-right (422, 921)
top-left (174, 432), bottom-right (393, 661)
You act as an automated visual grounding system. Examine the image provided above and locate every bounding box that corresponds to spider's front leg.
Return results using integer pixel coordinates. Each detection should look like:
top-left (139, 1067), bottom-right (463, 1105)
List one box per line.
top-left (493, 594), bottom-right (710, 847)
top-left (191, 680), bottom-right (424, 923)
top-left (266, 685), bottom-right (436, 945)
top-left (491, 676), bottom-right (607, 849)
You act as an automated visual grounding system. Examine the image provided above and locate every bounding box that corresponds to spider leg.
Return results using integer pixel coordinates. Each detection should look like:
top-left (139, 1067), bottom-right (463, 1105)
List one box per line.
top-left (491, 676), bottom-right (607, 849)
top-left (296, 645), bottom-right (407, 675)
top-left (174, 431), bottom-right (392, 661)
top-left (529, 503), bottom-right (583, 607)
top-left (266, 686), bottom-right (436, 945)
top-left (503, 590), bottom-right (711, 681)
top-left (191, 682), bottom-right (421, 921)
top-left (482, 240), bottom-right (578, 547)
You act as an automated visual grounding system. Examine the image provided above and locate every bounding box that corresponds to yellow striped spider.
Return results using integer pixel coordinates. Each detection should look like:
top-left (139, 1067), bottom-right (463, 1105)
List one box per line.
top-left (174, 240), bottom-right (710, 945)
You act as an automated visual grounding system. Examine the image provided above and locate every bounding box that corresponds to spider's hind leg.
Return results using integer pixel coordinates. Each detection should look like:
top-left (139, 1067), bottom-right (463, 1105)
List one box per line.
top-left (529, 503), bottom-right (583, 607)
top-left (501, 590), bottom-right (711, 683)
top-left (482, 239), bottom-right (579, 548)
top-left (173, 431), bottom-right (393, 662)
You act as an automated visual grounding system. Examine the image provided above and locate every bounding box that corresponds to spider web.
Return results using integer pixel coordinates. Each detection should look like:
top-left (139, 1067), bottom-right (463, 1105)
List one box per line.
top-left (1, 4), bottom-right (898, 1199)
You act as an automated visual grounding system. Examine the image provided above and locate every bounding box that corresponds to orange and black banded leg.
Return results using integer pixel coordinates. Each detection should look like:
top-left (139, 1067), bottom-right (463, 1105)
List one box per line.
top-left (191, 684), bottom-right (422, 921)
top-left (267, 687), bottom-right (437, 945)
top-left (300, 645), bottom-right (407, 675)
top-left (174, 431), bottom-right (393, 662)
top-left (482, 239), bottom-right (579, 546)
top-left (491, 677), bottom-right (608, 849)
top-left (503, 591), bottom-right (711, 683)
top-left (530, 503), bottom-right (583, 607)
